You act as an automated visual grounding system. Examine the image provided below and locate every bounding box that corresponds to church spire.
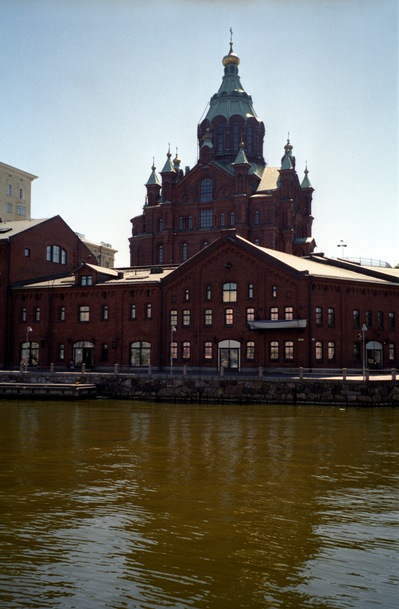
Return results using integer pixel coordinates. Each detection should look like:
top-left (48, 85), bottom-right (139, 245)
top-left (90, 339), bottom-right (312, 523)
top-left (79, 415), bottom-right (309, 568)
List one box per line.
top-left (301, 163), bottom-right (313, 189)
top-left (281, 136), bottom-right (296, 170)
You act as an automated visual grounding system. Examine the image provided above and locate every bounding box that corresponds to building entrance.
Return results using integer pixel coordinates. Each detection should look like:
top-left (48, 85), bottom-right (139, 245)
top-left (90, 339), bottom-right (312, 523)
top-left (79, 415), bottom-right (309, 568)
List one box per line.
top-left (366, 341), bottom-right (383, 369)
top-left (73, 341), bottom-right (94, 368)
top-left (218, 339), bottom-right (240, 371)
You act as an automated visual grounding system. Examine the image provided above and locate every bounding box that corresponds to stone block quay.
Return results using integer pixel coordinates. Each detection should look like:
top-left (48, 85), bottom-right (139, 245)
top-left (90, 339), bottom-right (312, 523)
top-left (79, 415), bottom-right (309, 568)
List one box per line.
top-left (0, 370), bottom-right (398, 406)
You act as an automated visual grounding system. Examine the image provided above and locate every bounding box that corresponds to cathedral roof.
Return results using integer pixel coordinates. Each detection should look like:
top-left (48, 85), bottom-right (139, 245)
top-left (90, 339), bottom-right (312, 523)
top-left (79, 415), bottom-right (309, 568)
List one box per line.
top-left (203, 41), bottom-right (259, 124)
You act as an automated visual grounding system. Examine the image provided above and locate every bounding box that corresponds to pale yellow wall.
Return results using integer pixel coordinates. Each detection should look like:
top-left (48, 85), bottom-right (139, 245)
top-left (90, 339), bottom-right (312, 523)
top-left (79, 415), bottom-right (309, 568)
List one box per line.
top-left (80, 237), bottom-right (117, 268)
top-left (0, 162), bottom-right (38, 222)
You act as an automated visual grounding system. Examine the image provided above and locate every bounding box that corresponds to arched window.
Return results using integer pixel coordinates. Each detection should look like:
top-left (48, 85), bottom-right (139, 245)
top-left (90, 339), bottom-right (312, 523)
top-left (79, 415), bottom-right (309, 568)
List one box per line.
top-left (200, 179), bottom-right (213, 203)
top-left (270, 306), bottom-right (278, 320)
top-left (254, 210), bottom-right (260, 225)
top-left (247, 123), bottom-right (253, 154)
top-left (130, 341), bottom-right (151, 367)
top-left (159, 218), bottom-right (164, 231)
top-left (158, 244), bottom-right (164, 264)
top-left (217, 124), bottom-right (224, 152)
top-left (232, 121), bottom-right (240, 152)
top-left (182, 341), bottom-right (191, 360)
top-left (229, 211), bottom-right (235, 226)
top-left (270, 341), bottom-right (279, 361)
top-left (246, 341), bottom-right (255, 360)
top-left (220, 212), bottom-right (225, 227)
top-left (204, 341), bottom-right (213, 360)
top-left (182, 242), bottom-right (188, 262)
top-left (284, 341), bottom-right (294, 361)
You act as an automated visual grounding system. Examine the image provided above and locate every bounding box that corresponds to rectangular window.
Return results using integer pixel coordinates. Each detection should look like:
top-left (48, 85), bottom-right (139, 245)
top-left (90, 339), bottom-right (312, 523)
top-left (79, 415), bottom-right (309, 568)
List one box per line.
top-left (377, 311), bottom-right (384, 330)
top-left (204, 309), bottom-right (212, 326)
top-left (7, 203), bottom-right (12, 213)
top-left (365, 310), bottom-right (372, 328)
top-left (179, 216), bottom-right (184, 230)
top-left (223, 282), bottom-right (237, 302)
top-left (146, 304), bottom-right (152, 319)
top-left (16, 205), bottom-right (26, 216)
top-left (200, 208), bottom-right (213, 228)
top-left (182, 309), bottom-right (191, 326)
top-left (328, 307), bottom-right (335, 327)
top-left (81, 275), bottom-right (93, 286)
top-left (225, 308), bottom-right (234, 325)
top-left (170, 309), bottom-right (178, 327)
top-left (24, 248), bottom-right (30, 257)
top-left (79, 305), bottom-right (90, 322)
top-left (353, 309), bottom-right (360, 329)
top-left (7, 183), bottom-right (13, 196)
top-left (53, 245), bottom-right (61, 263)
top-left (328, 341), bottom-right (335, 361)
top-left (59, 344), bottom-right (65, 361)
top-left (248, 283), bottom-right (254, 299)
top-left (389, 312), bottom-right (395, 330)
top-left (130, 304), bottom-right (136, 320)
top-left (188, 216), bottom-right (193, 229)
top-left (102, 304), bottom-right (109, 321)
top-left (205, 285), bottom-right (212, 301)
top-left (388, 343), bottom-right (395, 361)
top-left (315, 307), bottom-right (323, 327)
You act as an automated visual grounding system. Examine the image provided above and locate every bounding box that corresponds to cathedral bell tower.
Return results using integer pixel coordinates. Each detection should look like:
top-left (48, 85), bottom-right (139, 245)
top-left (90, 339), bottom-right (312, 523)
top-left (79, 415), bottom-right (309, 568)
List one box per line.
top-left (198, 35), bottom-right (265, 172)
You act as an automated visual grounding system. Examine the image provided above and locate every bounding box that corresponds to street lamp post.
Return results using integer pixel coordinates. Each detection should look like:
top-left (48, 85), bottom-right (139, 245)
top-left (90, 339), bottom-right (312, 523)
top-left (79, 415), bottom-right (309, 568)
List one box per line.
top-left (362, 324), bottom-right (368, 380)
top-left (170, 326), bottom-right (176, 375)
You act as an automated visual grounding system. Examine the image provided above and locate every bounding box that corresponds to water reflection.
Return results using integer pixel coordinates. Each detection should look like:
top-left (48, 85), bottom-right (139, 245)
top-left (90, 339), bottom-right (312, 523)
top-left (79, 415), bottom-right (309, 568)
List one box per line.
top-left (0, 401), bottom-right (397, 608)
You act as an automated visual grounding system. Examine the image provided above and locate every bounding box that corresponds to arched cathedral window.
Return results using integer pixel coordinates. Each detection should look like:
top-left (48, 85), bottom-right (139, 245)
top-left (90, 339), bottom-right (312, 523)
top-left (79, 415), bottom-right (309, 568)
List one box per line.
top-left (200, 179), bottom-right (213, 203)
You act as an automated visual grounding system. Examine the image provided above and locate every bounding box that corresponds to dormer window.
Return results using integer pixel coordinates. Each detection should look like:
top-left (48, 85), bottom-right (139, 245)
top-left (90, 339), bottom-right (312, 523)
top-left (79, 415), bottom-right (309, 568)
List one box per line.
top-left (80, 275), bottom-right (93, 286)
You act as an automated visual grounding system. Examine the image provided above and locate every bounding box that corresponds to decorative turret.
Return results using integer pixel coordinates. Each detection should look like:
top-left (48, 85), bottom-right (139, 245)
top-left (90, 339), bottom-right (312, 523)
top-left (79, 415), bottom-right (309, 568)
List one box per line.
top-left (281, 137), bottom-right (296, 170)
top-left (301, 164), bottom-right (313, 189)
top-left (145, 161), bottom-right (161, 206)
top-left (160, 148), bottom-right (176, 202)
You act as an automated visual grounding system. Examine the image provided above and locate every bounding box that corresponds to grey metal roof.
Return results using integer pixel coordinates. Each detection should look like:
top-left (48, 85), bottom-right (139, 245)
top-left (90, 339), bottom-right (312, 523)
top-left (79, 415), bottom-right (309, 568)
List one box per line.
top-left (0, 218), bottom-right (48, 238)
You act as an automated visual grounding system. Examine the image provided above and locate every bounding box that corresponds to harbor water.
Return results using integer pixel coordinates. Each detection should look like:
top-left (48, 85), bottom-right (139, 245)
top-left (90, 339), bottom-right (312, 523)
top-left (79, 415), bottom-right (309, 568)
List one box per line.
top-left (0, 400), bottom-right (397, 609)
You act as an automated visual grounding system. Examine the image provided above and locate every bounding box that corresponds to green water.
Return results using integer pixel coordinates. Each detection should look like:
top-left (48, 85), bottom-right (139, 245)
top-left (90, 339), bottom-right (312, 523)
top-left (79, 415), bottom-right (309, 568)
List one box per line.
top-left (0, 400), bottom-right (397, 608)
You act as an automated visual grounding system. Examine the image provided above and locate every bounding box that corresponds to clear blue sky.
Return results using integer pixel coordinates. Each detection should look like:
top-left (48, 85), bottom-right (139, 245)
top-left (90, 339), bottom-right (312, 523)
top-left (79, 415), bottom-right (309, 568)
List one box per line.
top-left (1, 0), bottom-right (398, 267)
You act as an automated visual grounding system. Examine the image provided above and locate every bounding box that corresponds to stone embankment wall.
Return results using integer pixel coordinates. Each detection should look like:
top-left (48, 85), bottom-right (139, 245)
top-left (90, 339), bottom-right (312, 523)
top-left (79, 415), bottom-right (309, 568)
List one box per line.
top-left (1, 371), bottom-right (398, 405)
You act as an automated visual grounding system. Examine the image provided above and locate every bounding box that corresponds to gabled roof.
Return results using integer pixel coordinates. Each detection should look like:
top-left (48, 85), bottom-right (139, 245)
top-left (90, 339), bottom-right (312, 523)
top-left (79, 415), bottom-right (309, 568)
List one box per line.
top-left (163, 232), bottom-right (399, 287)
top-left (0, 218), bottom-right (48, 238)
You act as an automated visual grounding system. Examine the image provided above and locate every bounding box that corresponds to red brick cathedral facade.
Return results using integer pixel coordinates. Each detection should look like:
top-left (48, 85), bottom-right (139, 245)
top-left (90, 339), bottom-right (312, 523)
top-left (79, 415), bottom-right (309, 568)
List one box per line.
top-left (1, 43), bottom-right (398, 372)
top-left (129, 42), bottom-right (315, 267)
